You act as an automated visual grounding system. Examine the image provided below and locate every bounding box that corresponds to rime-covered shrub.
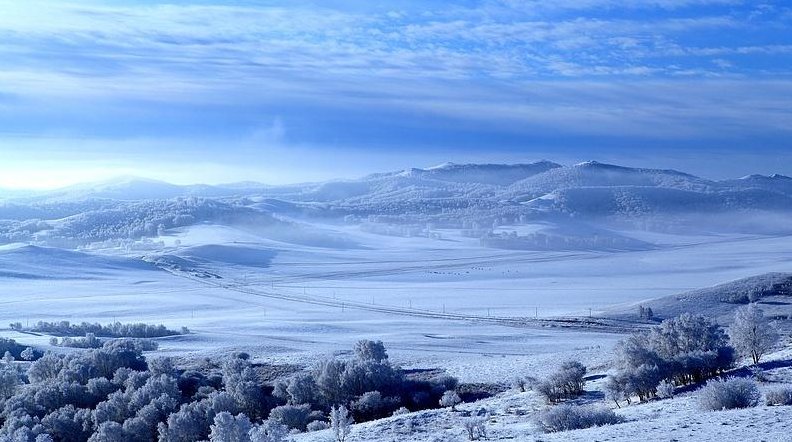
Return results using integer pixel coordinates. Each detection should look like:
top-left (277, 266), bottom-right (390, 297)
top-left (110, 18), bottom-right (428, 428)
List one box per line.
top-left (209, 412), bottom-right (251, 442)
top-left (536, 404), bottom-right (623, 433)
top-left (284, 373), bottom-right (318, 406)
top-left (51, 333), bottom-right (102, 349)
top-left (0, 367), bottom-right (21, 401)
top-left (330, 405), bottom-right (353, 442)
top-left (29, 321), bottom-right (182, 339)
top-left (461, 415), bottom-right (488, 441)
top-left (89, 421), bottom-right (126, 442)
top-left (610, 314), bottom-right (733, 406)
top-left (0, 338), bottom-right (33, 361)
top-left (157, 399), bottom-right (213, 442)
top-left (306, 420), bottom-right (329, 432)
top-left (222, 358), bottom-right (268, 420)
top-left (267, 404), bottom-right (311, 431)
top-left (353, 340), bottom-right (388, 363)
top-left (439, 391), bottom-right (461, 410)
top-left (514, 376), bottom-right (536, 392)
top-left (248, 420), bottom-right (288, 442)
top-left (536, 361), bottom-right (587, 403)
top-left (351, 391), bottom-right (399, 420)
top-left (20, 348), bottom-right (36, 362)
top-left (765, 386), bottom-right (792, 406)
top-left (392, 406), bottom-right (410, 416)
top-left (656, 379), bottom-right (675, 399)
top-left (698, 377), bottom-right (760, 411)
top-left (40, 405), bottom-right (93, 441)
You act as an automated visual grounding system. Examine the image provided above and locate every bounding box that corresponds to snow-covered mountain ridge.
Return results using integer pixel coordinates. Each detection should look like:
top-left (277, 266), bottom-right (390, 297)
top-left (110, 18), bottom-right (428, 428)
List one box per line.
top-left (1, 161), bottom-right (791, 248)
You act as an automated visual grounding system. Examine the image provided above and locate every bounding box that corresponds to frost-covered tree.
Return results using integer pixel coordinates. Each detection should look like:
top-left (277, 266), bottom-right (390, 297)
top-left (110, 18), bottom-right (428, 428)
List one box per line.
top-left (351, 391), bottom-right (399, 421)
top-left (536, 361), bottom-right (587, 403)
top-left (248, 420), bottom-right (287, 442)
top-left (614, 314), bottom-right (733, 388)
top-left (315, 360), bottom-right (346, 405)
top-left (20, 348), bottom-right (35, 362)
top-left (267, 404), bottom-right (311, 431)
top-left (0, 366), bottom-right (20, 400)
top-left (40, 405), bottom-right (93, 441)
top-left (353, 340), bottom-right (388, 363)
top-left (656, 379), bottom-right (675, 399)
top-left (209, 412), bottom-right (252, 442)
top-left (88, 421), bottom-right (126, 442)
top-left (222, 358), bottom-right (266, 420)
top-left (285, 373), bottom-right (318, 405)
top-left (330, 405), bottom-right (353, 442)
top-left (439, 391), bottom-right (461, 411)
top-left (730, 304), bottom-right (779, 365)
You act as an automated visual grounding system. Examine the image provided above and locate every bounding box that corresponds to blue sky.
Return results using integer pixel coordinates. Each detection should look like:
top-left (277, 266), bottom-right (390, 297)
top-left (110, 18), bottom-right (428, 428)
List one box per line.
top-left (0, 0), bottom-right (791, 187)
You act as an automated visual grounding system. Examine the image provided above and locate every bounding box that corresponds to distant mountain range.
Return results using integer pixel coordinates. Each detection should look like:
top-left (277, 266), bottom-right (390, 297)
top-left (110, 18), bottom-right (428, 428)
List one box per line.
top-left (1, 161), bottom-right (791, 248)
top-left (3, 161), bottom-right (791, 206)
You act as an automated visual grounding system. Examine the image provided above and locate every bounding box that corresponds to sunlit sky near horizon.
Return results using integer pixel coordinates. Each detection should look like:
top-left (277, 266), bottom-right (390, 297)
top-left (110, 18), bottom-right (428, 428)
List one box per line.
top-left (1, 0), bottom-right (791, 189)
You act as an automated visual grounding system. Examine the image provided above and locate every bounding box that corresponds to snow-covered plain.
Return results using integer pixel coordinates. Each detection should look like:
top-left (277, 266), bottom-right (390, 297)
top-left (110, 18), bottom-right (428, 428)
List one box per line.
top-left (1, 221), bottom-right (790, 383)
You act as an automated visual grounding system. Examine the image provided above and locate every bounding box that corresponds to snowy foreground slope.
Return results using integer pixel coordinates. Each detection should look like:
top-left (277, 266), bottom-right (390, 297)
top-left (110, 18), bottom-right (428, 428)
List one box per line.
top-left (294, 347), bottom-right (792, 442)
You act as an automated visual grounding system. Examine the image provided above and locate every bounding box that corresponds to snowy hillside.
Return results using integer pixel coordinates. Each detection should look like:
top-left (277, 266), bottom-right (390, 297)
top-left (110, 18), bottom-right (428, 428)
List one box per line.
top-left (2, 161), bottom-right (791, 250)
top-left (607, 272), bottom-right (792, 326)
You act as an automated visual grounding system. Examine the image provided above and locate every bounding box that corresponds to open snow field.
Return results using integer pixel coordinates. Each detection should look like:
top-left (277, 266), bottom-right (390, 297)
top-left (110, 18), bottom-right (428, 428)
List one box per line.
top-left (1, 222), bottom-right (791, 385)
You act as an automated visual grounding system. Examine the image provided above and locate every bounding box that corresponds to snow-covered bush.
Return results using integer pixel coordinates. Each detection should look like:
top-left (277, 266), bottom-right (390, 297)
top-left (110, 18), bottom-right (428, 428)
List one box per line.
top-left (249, 420), bottom-right (288, 442)
top-left (461, 415), bottom-right (488, 440)
top-left (306, 420), bottom-right (329, 432)
top-left (353, 340), bottom-right (388, 363)
top-left (222, 357), bottom-right (268, 420)
top-left (284, 373), bottom-right (318, 406)
top-left (439, 390), bottom-right (462, 410)
top-left (20, 348), bottom-right (35, 361)
top-left (536, 360), bottom-right (587, 403)
top-left (536, 404), bottom-right (623, 433)
top-left (209, 412), bottom-right (251, 442)
top-left (0, 337), bottom-right (33, 361)
top-left (0, 366), bottom-right (21, 400)
top-left (29, 321), bottom-right (183, 339)
top-left (698, 377), bottom-right (761, 411)
top-left (656, 379), bottom-right (675, 399)
top-left (514, 376), bottom-right (537, 392)
top-left (267, 404), bottom-right (311, 431)
top-left (750, 366), bottom-right (767, 382)
top-left (730, 304), bottom-right (779, 365)
top-left (765, 386), bottom-right (792, 406)
top-left (610, 313), bottom-right (733, 406)
top-left (330, 405), bottom-right (353, 442)
top-left (392, 406), bottom-right (410, 416)
top-left (351, 391), bottom-right (399, 420)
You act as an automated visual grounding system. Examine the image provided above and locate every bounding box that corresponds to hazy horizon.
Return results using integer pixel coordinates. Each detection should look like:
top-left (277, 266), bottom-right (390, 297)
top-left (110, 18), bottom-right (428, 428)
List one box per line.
top-left (2, 156), bottom-right (792, 191)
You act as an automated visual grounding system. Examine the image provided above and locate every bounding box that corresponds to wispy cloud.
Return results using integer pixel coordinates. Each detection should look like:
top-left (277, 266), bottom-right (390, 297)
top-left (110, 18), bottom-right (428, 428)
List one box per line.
top-left (0, 0), bottom-right (790, 186)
